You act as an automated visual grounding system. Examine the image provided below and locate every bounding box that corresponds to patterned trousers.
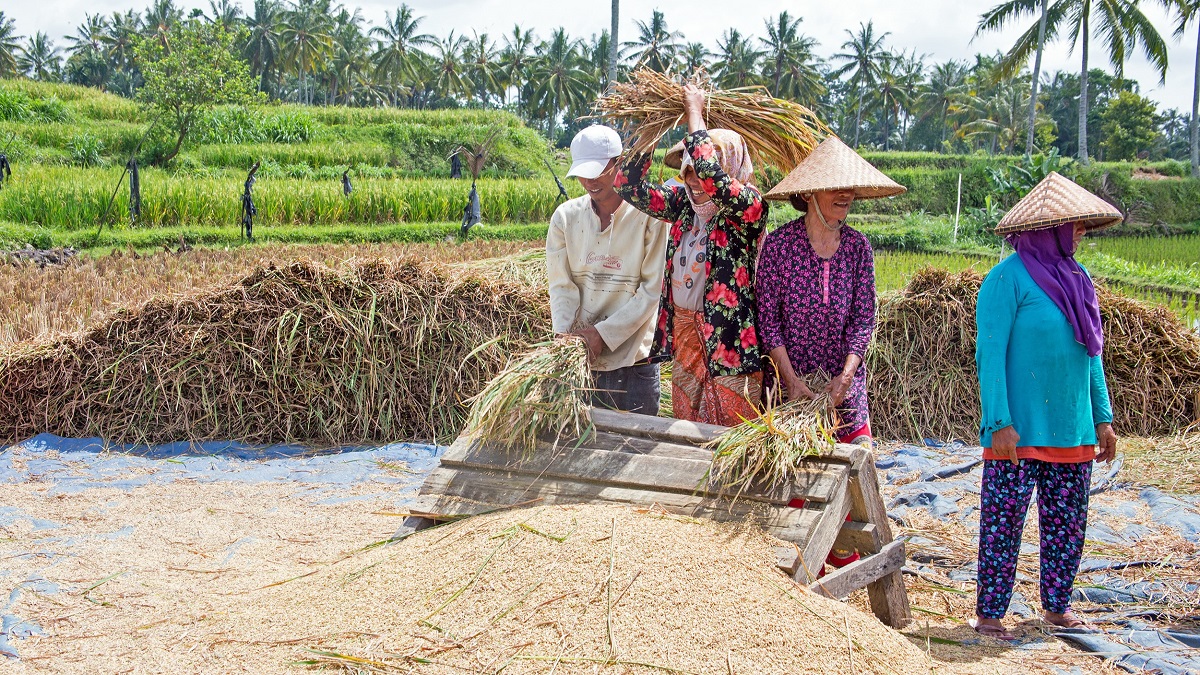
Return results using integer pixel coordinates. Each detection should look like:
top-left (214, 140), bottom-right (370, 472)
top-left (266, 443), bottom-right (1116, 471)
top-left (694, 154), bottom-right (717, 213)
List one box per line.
top-left (976, 459), bottom-right (1092, 618)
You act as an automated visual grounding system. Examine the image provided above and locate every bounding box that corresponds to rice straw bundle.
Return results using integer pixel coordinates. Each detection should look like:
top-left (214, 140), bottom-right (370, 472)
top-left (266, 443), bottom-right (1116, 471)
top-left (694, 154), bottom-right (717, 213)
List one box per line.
top-left (462, 335), bottom-right (593, 455)
top-left (705, 372), bottom-right (838, 495)
top-left (595, 69), bottom-right (830, 172)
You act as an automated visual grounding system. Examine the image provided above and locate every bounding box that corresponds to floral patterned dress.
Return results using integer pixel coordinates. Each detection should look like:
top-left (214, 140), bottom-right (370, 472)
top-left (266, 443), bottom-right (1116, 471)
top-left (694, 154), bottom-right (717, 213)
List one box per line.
top-left (615, 130), bottom-right (768, 426)
top-left (755, 218), bottom-right (876, 433)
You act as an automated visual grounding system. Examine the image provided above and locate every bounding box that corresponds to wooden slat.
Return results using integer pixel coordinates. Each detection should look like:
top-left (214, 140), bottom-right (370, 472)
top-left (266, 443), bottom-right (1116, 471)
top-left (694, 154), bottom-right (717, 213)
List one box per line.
top-left (833, 521), bottom-right (880, 554)
top-left (415, 465), bottom-right (829, 542)
top-left (441, 434), bottom-right (850, 506)
top-left (775, 545), bottom-right (801, 576)
top-left (809, 540), bottom-right (906, 601)
top-left (795, 467), bottom-right (852, 583)
top-left (590, 409), bottom-right (866, 465)
top-left (847, 451), bottom-right (912, 628)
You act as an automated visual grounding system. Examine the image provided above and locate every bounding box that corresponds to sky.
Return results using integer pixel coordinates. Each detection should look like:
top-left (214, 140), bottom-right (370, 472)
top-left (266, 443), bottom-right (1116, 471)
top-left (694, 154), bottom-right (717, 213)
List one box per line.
top-left (8, 0), bottom-right (1198, 112)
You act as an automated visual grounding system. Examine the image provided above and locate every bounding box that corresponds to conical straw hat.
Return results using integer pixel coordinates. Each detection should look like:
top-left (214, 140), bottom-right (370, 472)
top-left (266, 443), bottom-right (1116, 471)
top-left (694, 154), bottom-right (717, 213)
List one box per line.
top-left (994, 172), bottom-right (1123, 235)
top-left (763, 136), bottom-right (906, 201)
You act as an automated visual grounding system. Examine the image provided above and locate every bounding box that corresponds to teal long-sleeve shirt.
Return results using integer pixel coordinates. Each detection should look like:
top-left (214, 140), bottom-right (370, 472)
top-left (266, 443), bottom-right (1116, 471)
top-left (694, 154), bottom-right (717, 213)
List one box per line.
top-left (975, 254), bottom-right (1113, 448)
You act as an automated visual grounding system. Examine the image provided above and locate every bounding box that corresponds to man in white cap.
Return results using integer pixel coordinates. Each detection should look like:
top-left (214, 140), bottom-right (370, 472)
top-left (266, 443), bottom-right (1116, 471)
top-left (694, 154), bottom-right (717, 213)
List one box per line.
top-left (547, 125), bottom-right (668, 414)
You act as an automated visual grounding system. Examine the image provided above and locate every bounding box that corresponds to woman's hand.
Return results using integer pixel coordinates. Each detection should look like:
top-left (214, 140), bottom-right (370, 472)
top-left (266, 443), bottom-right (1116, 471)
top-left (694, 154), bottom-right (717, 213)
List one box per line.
top-left (827, 371), bottom-right (854, 406)
top-left (784, 375), bottom-right (816, 402)
top-left (1095, 423), bottom-right (1118, 463)
top-left (682, 83), bottom-right (706, 132)
top-left (991, 426), bottom-right (1020, 466)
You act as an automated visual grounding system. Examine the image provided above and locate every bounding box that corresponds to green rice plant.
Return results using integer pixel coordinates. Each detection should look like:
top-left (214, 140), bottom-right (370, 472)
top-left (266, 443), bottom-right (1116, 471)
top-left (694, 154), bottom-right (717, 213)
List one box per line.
top-left (462, 336), bottom-right (592, 454)
top-left (873, 251), bottom-right (998, 291)
top-left (1086, 234), bottom-right (1200, 268)
top-left (67, 133), bottom-right (106, 167)
top-left (705, 371), bottom-right (838, 495)
top-left (0, 165), bottom-right (575, 228)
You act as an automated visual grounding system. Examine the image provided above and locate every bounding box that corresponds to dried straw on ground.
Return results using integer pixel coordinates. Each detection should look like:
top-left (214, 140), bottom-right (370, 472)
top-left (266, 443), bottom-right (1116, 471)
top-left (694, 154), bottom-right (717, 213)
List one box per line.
top-left (463, 336), bottom-right (592, 454)
top-left (707, 371), bottom-right (837, 495)
top-left (0, 258), bottom-right (551, 445)
top-left (595, 69), bottom-right (829, 172)
top-left (868, 267), bottom-right (1200, 441)
top-left (226, 504), bottom-right (934, 674)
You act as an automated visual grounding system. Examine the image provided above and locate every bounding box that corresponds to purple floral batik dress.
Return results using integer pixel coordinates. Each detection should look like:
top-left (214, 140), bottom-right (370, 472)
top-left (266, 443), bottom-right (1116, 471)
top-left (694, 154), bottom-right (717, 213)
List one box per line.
top-left (755, 218), bottom-right (876, 433)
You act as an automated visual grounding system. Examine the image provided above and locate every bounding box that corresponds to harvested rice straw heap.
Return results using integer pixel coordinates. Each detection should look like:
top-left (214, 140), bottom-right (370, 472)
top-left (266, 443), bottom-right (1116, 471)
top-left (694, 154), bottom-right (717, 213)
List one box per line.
top-left (706, 371), bottom-right (838, 496)
top-left (0, 259), bottom-right (551, 446)
top-left (867, 267), bottom-right (1200, 441)
top-left (462, 335), bottom-right (593, 455)
top-left (595, 69), bottom-right (830, 171)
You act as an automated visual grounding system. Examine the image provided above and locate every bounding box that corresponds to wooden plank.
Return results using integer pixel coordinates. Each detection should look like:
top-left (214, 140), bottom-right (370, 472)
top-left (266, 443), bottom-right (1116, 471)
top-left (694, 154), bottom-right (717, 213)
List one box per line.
top-left (441, 434), bottom-right (850, 506)
top-left (794, 467), bottom-right (852, 583)
top-left (809, 540), bottom-right (906, 601)
top-left (775, 545), bottom-right (801, 576)
top-left (589, 409), bottom-right (865, 465)
top-left (833, 521), bottom-right (880, 554)
top-left (415, 465), bottom-right (829, 541)
top-left (846, 451), bottom-right (912, 628)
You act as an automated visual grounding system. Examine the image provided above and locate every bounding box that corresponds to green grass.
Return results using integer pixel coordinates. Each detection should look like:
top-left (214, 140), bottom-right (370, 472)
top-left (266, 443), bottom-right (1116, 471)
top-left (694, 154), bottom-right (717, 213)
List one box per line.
top-left (1087, 234), bottom-right (1200, 267)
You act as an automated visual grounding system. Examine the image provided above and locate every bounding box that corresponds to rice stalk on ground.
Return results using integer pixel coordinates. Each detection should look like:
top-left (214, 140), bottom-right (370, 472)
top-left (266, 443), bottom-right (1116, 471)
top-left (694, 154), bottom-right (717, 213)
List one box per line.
top-left (462, 336), bottom-right (592, 456)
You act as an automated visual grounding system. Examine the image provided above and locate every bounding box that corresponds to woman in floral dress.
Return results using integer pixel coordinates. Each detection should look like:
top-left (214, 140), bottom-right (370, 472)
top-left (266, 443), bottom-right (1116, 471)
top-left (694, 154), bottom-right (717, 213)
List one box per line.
top-left (757, 137), bottom-right (906, 444)
top-left (614, 83), bottom-right (767, 426)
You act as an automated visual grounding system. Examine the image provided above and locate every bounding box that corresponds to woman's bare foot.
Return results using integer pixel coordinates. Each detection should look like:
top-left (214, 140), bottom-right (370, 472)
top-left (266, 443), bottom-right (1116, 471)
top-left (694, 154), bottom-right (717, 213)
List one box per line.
top-left (970, 616), bottom-right (1017, 641)
top-left (1043, 610), bottom-right (1090, 630)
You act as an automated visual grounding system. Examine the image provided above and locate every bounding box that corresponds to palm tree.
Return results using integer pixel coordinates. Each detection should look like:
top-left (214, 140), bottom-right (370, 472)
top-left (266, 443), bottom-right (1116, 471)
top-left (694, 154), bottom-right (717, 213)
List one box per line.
top-left (976, 0), bottom-right (1170, 163)
top-left (430, 31), bottom-right (472, 101)
top-left (712, 29), bottom-right (763, 89)
top-left (465, 31), bottom-right (502, 105)
top-left (681, 41), bottom-right (711, 76)
top-left (760, 11), bottom-right (802, 96)
top-left (588, 30), bottom-right (613, 88)
top-left (527, 28), bottom-right (591, 135)
top-left (102, 11), bottom-right (141, 71)
top-left (243, 0), bottom-right (282, 95)
top-left (18, 32), bottom-right (61, 80)
top-left (370, 4), bottom-right (435, 104)
top-left (0, 12), bottom-right (22, 77)
top-left (1175, 0), bottom-right (1200, 175)
top-left (500, 25), bottom-right (535, 107)
top-left (832, 21), bottom-right (890, 147)
top-left (327, 6), bottom-right (369, 104)
top-left (143, 0), bottom-right (182, 44)
top-left (919, 60), bottom-right (969, 148)
top-left (279, 0), bottom-right (334, 104)
top-left (622, 10), bottom-right (682, 72)
top-left (64, 14), bottom-right (107, 58)
top-left (976, 0), bottom-right (1050, 155)
top-left (206, 0), bottom-right (244, 31)
top-left (608, 0), bottom-right (619, 87)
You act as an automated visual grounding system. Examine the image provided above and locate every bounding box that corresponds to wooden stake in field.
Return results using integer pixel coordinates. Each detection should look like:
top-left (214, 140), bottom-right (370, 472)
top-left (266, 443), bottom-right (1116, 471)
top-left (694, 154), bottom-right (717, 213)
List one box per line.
top-left (594, 69), bottom-right (830, 172)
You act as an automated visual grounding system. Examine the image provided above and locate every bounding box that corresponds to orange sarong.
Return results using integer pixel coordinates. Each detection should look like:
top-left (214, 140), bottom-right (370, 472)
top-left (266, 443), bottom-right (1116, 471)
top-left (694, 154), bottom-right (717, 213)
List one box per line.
top-left (671, 307), bottom-right (762, 427)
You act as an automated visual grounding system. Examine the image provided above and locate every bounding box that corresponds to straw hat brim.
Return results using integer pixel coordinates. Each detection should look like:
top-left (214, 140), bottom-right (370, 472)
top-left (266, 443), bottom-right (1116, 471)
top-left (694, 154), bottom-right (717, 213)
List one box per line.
top-left (664, 141), bottom-right (685, 170)
top-left (994, 171), bottom-right (1124, 234)
top-left (763, 136), bottom-right (906, 201)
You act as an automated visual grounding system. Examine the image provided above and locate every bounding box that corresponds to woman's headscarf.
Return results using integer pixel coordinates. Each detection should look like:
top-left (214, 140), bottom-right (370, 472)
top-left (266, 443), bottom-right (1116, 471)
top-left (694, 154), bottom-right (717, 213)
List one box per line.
top-left (1007, 222), bottom-right (1104, 357)
top-left (679, 129), bottom-right (754, 185)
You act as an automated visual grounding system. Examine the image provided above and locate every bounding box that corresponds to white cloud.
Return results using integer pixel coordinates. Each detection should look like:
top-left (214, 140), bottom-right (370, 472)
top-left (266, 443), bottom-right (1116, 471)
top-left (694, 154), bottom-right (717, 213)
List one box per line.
top-left (10, 0), bottom-right (1198, 112)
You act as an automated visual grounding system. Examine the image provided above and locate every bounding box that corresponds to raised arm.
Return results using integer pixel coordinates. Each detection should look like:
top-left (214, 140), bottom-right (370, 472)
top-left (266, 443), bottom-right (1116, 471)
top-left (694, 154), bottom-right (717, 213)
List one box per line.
top-left (682, 130), bottom-right (766, 231)
top-left (613, 153), bottom-right (688, 224)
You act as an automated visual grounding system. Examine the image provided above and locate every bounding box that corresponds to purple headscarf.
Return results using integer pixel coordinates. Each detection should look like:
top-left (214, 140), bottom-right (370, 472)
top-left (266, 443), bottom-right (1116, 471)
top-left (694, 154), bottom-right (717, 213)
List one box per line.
top-left (1007, 222), bottom-right (1104, 357)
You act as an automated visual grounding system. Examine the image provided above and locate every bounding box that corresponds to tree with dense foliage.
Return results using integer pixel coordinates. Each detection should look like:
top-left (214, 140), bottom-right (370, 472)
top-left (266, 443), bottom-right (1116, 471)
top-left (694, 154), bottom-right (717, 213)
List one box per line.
top-left (1100, 89), bottom-right (1161, 159)
top-left (17, 33), bottom-right (61, 81)
top-left (1173, 0), bottom-right (1200, 175)
top-left (622, 10), bottom-right (681, 73)
top-left (136, 21), bottom-right (259, 163)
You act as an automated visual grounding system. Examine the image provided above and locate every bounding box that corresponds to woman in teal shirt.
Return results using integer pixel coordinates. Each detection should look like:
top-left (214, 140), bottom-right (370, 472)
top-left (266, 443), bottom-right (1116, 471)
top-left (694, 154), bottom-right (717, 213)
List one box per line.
top-left (972, 172), bottom-right (1120, 641)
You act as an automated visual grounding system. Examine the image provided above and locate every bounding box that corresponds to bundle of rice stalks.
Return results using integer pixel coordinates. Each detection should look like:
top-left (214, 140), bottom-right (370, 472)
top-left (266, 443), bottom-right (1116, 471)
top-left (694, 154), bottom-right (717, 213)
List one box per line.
top-left (706, 372), bottom-right (838, 495)
top-left (595, 69), bottom-right (830, 172)
top-left (452, 247), bottom-right (548, 292)
top-left (867, 267), bottom-right (1200, 442)
top-left (0, 259), bottom-right (551, 446)
top-left (462, 336), bottom-right (592, 455)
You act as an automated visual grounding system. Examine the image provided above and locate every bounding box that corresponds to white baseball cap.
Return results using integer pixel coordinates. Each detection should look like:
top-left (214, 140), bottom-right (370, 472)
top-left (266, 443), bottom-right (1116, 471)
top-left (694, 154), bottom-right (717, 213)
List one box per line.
top-left (566, 125), bottom-right (622, 179)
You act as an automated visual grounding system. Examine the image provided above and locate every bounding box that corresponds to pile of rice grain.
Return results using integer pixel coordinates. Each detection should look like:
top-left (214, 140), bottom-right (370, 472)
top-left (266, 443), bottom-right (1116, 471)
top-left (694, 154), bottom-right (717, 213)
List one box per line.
top-left (215, 504), bottom-right (934, 674)
top-left (0, 258), bottom-right (552, 446)
top-left (868, 267), bottom-right (1200, 441)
